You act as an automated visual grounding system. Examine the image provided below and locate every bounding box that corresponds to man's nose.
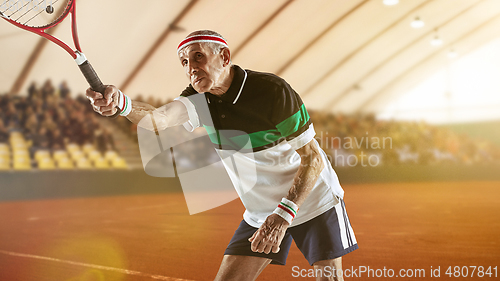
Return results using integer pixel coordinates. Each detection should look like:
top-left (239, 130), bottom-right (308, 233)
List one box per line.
top-left (188, 60), bottom-right (198, 75)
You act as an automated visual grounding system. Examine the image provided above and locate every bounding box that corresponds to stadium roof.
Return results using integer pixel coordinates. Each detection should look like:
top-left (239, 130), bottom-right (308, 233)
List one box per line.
top-left (1, 0), bottom-right (500, 120)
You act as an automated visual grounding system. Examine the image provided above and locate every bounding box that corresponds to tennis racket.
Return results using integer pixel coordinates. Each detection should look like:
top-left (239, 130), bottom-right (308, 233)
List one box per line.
top-left (0, 0), bottom-right (119, 117)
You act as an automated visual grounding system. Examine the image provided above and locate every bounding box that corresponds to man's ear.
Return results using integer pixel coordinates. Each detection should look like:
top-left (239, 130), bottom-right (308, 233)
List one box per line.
top-left (221, 48), bottom-right (231, 67)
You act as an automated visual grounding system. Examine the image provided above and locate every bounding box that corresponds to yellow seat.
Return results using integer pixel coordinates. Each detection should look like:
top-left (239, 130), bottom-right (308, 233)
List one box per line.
top-left (87, 150), bottom-right (102, 161)
top-left (0, 143), bottom-right (9, 152)
top-left (11, 142), bottom-right (27, 151)
top-left (0, 144), bottom-right (10, 157)
top-left (13, 150), bottom-right (30, 159)
top-left (112, 157), bottom-right (128, 169)
top-left (76, 157), bottom-right (92, 169)
top-left (66, 143), bottom-right (80, 153)
top-left (93, 157), bottom-right (109, 169)
top-left (57, 157), bottom-right (74, 169)
top-left (0, 157), bottom-right (9, 165)
top-left (70, 150), bottom-right (84, 161)
top-left (38, 157), bottom-right (55, 170)
top-left (0, 158), bottom-right (10, 170)
top-left (35, 150), bottom-right (51, 161)
top-left (104, 150), bottom-right (118, 161)
top-left (13, 145), bottom-right (28, 151)
top-left (0, 150), bottom-right (10, 159)
top-left (12, 151), bottom-right (28, 160)
top-left (83, 143), bottom-right (96, 154)
top-left (11, 143), bottom-right (26, 151)
top-left (9, 132), bottom-right (23, 142)
top-left (53, 150), bottom-right (69, 161)
top-left (13, 157), bottom-right (31, 170)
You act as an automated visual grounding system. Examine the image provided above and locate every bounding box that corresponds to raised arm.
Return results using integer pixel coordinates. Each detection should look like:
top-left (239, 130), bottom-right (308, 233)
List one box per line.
top-left (86, 85), bottom-right (189, 131)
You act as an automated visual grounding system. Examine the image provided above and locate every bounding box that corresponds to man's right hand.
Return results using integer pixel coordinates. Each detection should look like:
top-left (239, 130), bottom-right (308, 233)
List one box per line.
top-left (86, 85), bottom-right (120, 117)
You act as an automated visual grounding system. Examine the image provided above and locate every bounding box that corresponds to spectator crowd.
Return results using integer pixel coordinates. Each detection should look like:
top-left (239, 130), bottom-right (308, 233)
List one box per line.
top-left (310, 111), bottom-right (500, 166)
top-left (0, 80), bottom-right (116, 156)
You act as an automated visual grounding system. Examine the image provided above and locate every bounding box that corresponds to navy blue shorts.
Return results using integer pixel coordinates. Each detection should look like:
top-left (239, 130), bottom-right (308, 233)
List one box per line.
top-left (224, 199), bottom-right (358, 266)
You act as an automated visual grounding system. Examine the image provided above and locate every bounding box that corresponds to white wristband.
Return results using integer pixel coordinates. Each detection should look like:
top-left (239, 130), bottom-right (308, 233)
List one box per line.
top-left (272, 198), bottom-right (299, 225)
top-left (117, 90), bottom-right (132, 117)
top-left (273, 207), bottom-right (294, 225)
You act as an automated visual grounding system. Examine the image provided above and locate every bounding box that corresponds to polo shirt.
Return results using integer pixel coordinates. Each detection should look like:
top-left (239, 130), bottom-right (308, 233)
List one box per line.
top-left (175, 65), bottom-right (344, 228)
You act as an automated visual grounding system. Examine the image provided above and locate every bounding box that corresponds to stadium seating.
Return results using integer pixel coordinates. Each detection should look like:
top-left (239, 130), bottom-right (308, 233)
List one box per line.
top-left (0, 136), bottom-right (129, 171)
top-left (56, 157), bottom-right (74, 169)
top-left (0, 82), bottom-right (133, 171)
top-left (75, 157), bottom-right (92, 169)
top-left (87, 149), bottom-right (101, 162)
top-left (93, 157), bottom-right (109, 169)
top-left (38, 157), bottom-right (55, 170)
top-left (0, 157), bottom-right (9, 170)
top-left (13, 156), bottom-right (31, 170)
top-left (53, 150), bottom-right (69, 161)
top-left (104, 150), bottom-right (118, 161)
top-left (112, 157), bottom-right (128, 169)
top-left (34, 150), bottom-right (50, 162)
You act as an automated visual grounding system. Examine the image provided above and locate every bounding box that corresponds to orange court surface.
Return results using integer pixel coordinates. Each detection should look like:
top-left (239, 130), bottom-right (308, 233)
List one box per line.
top-left (0, 181), bottom-right (499, 281)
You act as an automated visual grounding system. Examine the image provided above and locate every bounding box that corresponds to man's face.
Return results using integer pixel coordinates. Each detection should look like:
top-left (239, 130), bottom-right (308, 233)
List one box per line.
top-left (178, 43), bottom-right (226, 93)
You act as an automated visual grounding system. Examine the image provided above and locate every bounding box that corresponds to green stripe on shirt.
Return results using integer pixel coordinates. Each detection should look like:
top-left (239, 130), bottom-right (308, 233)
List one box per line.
top-left (275, 104), bottom-right (310, 138)
top-left (203, 104), bottom-right (309, 149)
top-left (203, 125), bottom-right (282, 149)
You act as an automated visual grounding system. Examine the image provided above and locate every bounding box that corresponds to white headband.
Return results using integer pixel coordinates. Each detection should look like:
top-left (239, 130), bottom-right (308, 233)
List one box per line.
top-left (177, 35), bottom-right (228, 54)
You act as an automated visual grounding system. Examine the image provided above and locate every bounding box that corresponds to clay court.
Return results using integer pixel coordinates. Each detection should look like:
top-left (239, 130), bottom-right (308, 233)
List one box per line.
top-left (0, 180), bottom-right (498, 281)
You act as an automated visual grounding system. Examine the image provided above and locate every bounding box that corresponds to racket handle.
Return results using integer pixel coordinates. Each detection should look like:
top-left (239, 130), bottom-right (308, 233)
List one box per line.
top-left (78, 60), bottom-right (120, 119)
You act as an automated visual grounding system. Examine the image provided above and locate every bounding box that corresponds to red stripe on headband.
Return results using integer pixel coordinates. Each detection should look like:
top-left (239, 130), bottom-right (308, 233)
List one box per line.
top-left (177, 35), bottom-right (228, 52)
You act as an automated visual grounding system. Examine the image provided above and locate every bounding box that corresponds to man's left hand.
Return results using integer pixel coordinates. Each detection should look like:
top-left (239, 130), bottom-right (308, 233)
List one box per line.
top-left (248, 214), bottom-right (289, 254)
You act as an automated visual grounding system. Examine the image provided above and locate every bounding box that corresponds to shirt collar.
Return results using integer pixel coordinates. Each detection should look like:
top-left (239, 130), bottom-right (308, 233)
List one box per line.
top-left (209, 64), bottom-right (247, 104)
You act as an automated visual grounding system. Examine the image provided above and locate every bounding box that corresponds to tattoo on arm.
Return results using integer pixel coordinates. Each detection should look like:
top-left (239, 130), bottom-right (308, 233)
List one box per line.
top-left (286, 141), bottom-right (325, 208)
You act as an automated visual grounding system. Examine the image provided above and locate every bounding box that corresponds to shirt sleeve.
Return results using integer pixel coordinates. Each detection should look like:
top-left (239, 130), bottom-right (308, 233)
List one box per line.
top-left (174, 85), bottom-right (201, 132)
top-left (271, 81), bottom-right (315, 150)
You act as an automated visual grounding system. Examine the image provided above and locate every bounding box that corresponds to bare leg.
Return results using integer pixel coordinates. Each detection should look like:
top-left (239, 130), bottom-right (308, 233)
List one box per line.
top-left (213, 255), bottom-right (272, 281)
top-left (313, 257), bottom-right (343, 281)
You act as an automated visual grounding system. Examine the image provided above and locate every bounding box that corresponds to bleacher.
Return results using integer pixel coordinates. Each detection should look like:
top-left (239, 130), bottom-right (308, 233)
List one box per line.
top-left (309, 111), bottom-right (500, 166)
top-left (0, 131), bottom-right (128, 171)
top-left (0, 80), bottom-right (137, 171)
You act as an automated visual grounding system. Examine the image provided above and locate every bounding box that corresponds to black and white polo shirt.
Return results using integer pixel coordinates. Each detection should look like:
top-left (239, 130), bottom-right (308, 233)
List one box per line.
top-left (175, 65), bottom-right (344, 228)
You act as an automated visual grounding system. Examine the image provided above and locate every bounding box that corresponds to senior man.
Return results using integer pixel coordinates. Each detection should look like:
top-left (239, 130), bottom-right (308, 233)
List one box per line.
top-left (86, 30), bottom-right (357, 281)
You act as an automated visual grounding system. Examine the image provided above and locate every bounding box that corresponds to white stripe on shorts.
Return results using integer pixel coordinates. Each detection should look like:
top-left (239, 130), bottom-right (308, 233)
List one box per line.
top-left (334, 199), bottom-right (357, 249)
top-left (343, 200), bottom-right (357, 245)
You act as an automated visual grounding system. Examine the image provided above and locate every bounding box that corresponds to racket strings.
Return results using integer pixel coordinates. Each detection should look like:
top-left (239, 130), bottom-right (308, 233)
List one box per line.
top-left (23, 0), bottom-right (61, 25)
top-left (0, 1), bottom-right (15, 14)
top-left (1, 0), bottom-right (68, 27)
top-left (13, 0), bottom-right (47, 20)
top-left (1, 0), bottom-right (39, 16)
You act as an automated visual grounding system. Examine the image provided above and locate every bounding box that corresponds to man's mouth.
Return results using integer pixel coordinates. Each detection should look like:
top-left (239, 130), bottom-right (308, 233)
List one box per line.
top-left (193, 77), bottom-right (203, 85)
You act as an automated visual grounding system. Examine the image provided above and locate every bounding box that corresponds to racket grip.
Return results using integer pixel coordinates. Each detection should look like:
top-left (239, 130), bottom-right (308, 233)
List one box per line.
top-left (79, 60), bottom-right (120, 119)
